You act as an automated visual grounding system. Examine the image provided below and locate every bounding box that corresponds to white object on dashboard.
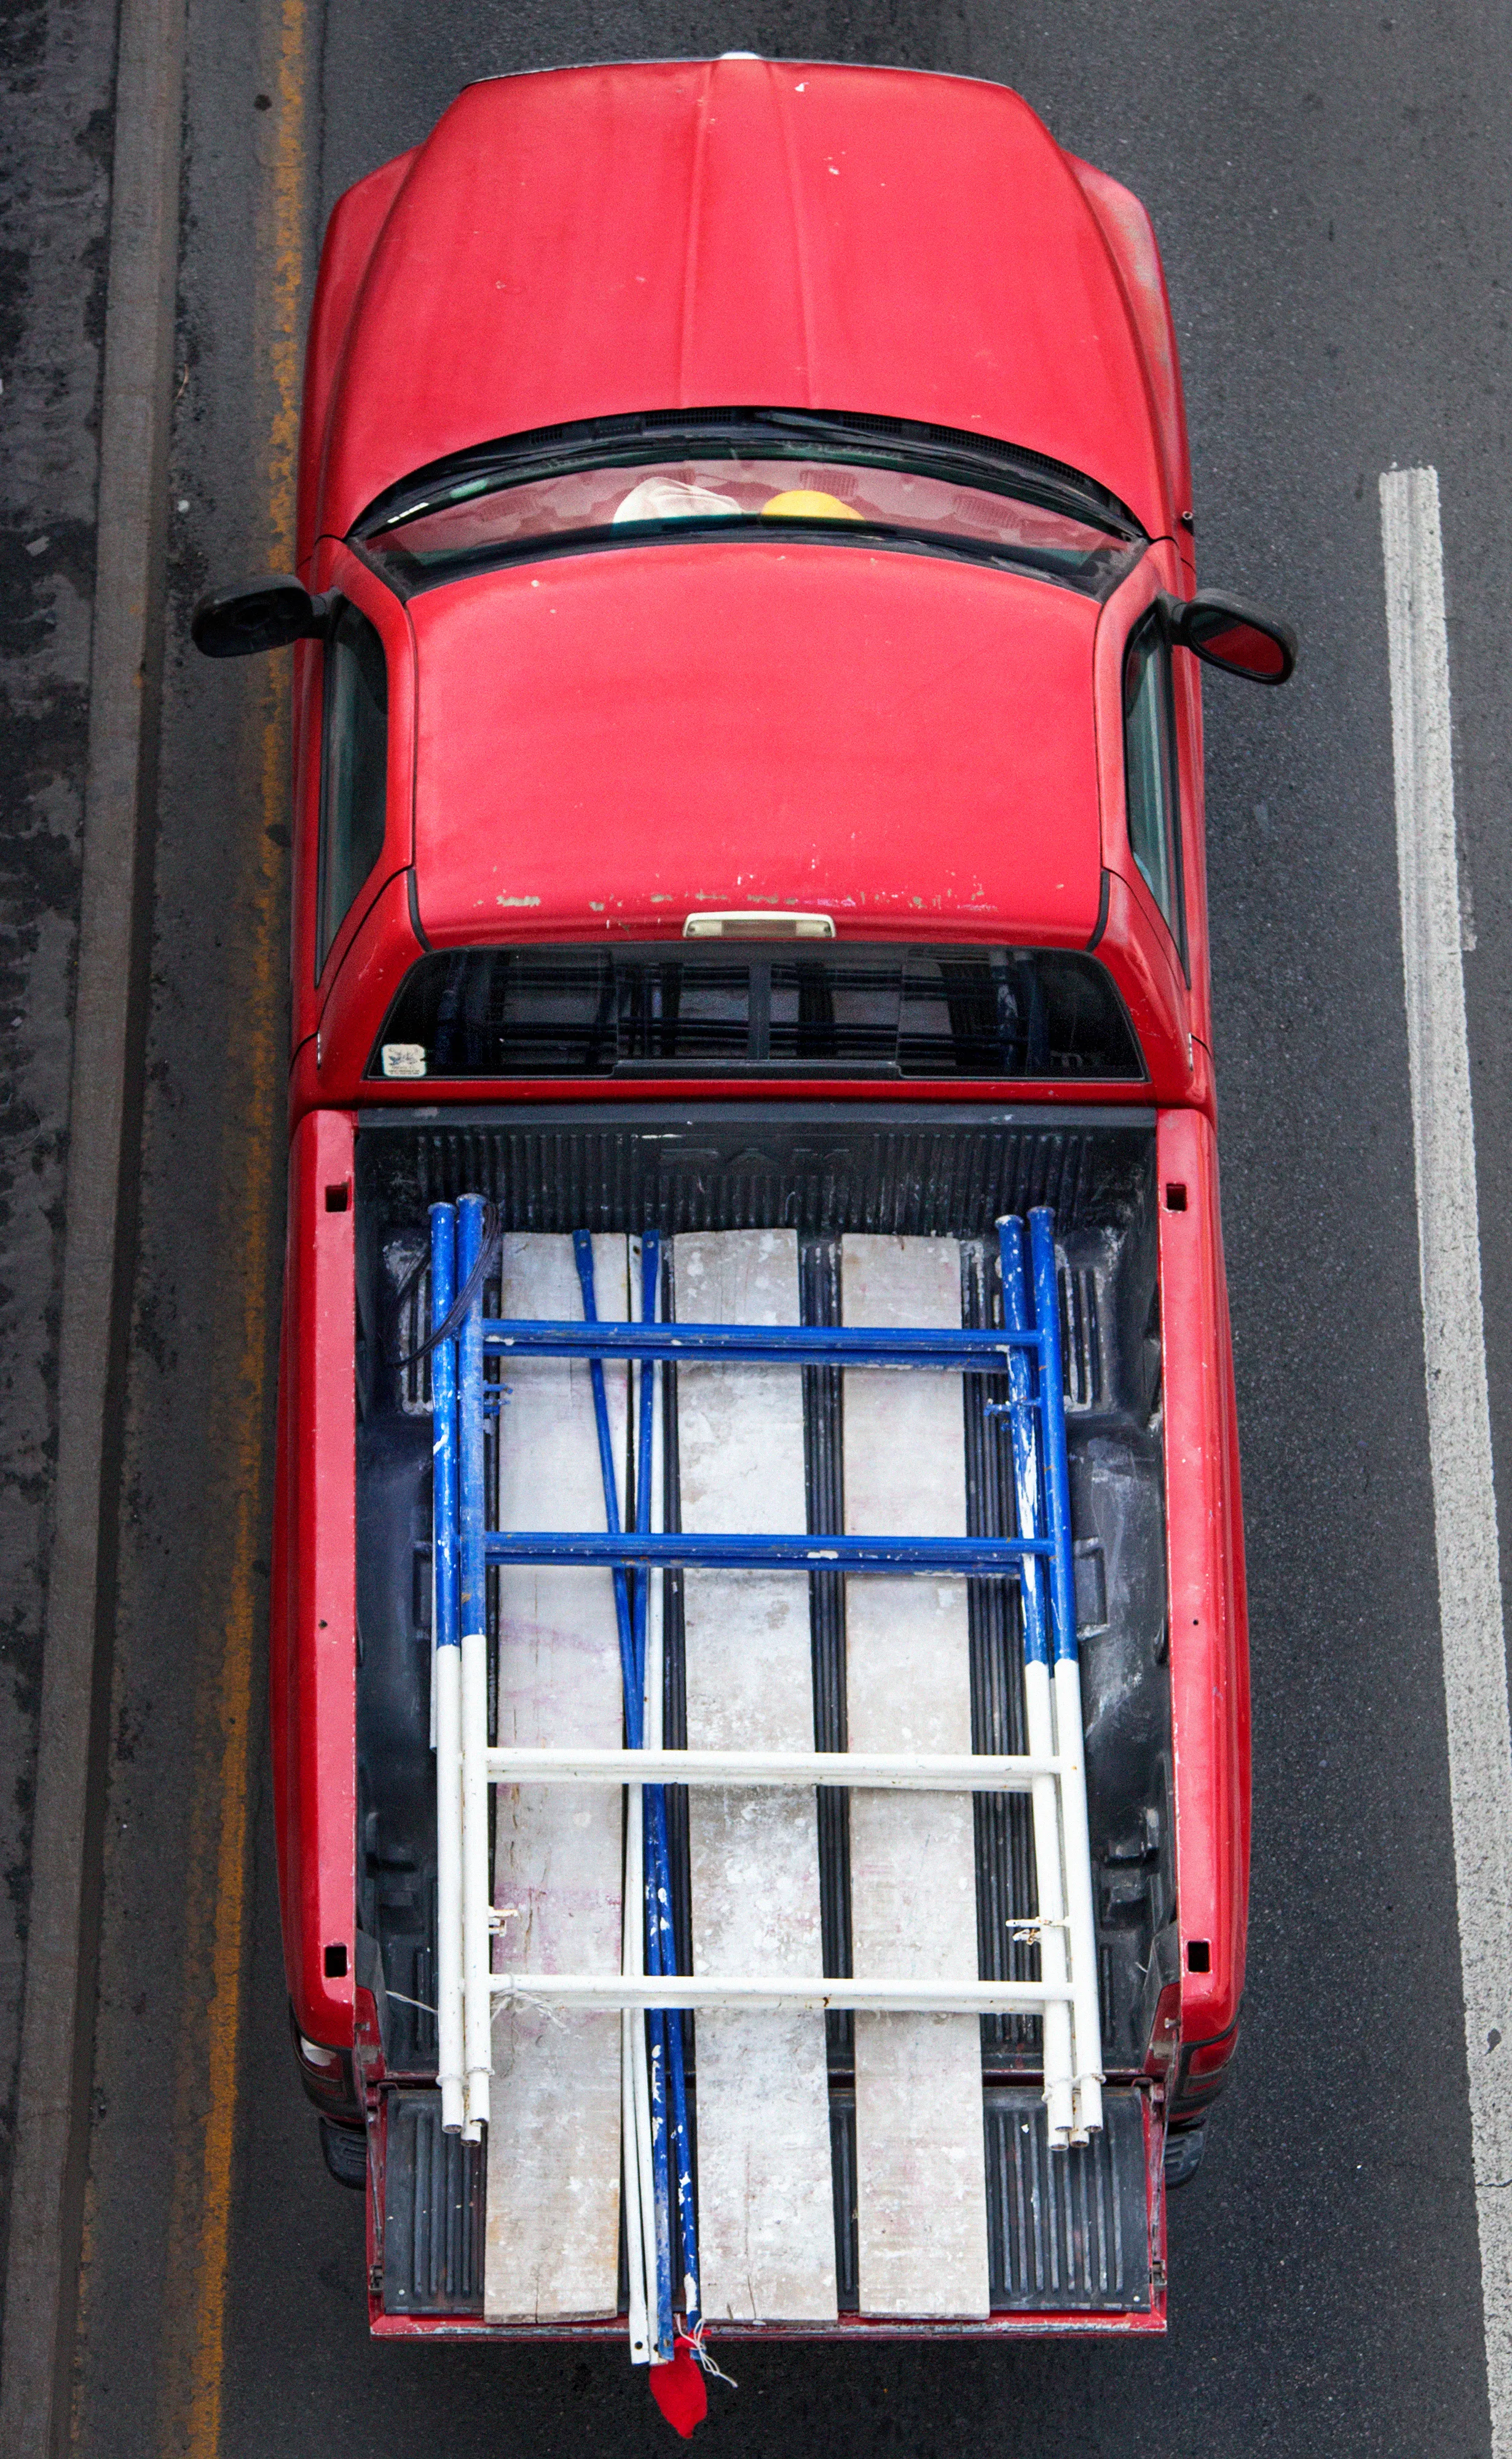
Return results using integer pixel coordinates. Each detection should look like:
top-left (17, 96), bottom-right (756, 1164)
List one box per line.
top-left (613, 476), bottom-right (740, 524)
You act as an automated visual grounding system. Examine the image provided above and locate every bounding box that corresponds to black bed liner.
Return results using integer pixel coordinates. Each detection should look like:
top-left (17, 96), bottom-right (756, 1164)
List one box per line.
top-left (352, 1103), bottom-right (1174, 2283)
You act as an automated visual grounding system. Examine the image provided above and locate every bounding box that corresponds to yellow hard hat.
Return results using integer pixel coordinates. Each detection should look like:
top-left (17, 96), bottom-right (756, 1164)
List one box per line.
top-left (760, 489), bottom-right (864, 521)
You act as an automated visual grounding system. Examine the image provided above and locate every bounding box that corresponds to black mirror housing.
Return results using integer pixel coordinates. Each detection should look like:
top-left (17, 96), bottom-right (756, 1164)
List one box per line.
top-left (191, 575), bottom-right (330, 658)
top-left (1159, 589), bottom-right (1297, 686)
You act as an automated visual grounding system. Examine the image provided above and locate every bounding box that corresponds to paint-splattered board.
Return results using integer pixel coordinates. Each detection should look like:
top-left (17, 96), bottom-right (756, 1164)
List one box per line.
top-left (676, 1229), bottom-right (838, 2323)
top-left (481, 1228), bottom-right (990, 2326)
top-left (842, 1235), bottom-right (990, 2318)
top-left (484, 1233), bottom-right (627, 2323)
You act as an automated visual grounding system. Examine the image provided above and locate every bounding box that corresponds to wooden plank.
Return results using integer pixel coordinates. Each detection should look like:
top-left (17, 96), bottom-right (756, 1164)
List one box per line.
top-left (676, 1230), bottom-right (838, 2324)
top-left (843, 1235), bottom-right (990, 2319)
top-left (484, 1234), bottom-right (627, 2323)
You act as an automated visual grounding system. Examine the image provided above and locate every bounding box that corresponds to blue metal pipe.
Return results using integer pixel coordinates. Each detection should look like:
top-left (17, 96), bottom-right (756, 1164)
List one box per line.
top-left (645, 1999), bottom-right (674, 2355)
top-left (482, 1530), bottom-right (1049, 1571)
top-left (570, 1232), bottom-right (641, 1743)
top-left (1029, 1207), bottom-right (1079, 1667)
top-left (632, 1236), bottom-right (659, 1694)
top-left (642, 1772), bottom-right (675, 2352)
top-left (661, 1919), bottom-right (698, 2327)
top-left (573, 1232), bottom-right (674, 2356)
top-left (430, 1206), bottom-right (459, 1656)
top-left (484, 1319), bottom-right (1038, 1367)
top-left (457, 1197), bottom-right (486, 1641)
top-left (633, 1233), bottom-right (701, 2328)
top-left (996, 1217), bottom-right (1049, 1670)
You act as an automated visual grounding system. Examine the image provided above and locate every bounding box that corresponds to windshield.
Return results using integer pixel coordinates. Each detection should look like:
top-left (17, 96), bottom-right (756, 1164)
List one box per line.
top-left (355, 412), bottom-right (1146, 600)
top-left (369, 943), bottom-right (1144, 1082)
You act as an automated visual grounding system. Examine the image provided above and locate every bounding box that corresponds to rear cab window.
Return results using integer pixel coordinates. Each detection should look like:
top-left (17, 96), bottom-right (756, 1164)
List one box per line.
top-left (1122, 610), bottom-right (1186, 967)
top-left (369, 944), bottom-right (1144, 1081)
top-left (318, 601), bottom-right (389, 978)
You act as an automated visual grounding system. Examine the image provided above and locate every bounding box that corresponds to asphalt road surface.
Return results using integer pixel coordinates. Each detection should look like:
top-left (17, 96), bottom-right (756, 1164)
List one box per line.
top-left (9, 2), bottom-right (1512, 2452)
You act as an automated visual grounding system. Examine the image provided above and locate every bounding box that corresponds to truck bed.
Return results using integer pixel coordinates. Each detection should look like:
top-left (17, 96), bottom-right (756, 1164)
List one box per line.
top-left (350, 1102), bottom-right (1173, 2332)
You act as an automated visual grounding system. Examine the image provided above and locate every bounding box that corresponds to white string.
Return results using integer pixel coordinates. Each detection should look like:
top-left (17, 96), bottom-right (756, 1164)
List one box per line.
top-left (683, 2319), bottom-right (738, 2388)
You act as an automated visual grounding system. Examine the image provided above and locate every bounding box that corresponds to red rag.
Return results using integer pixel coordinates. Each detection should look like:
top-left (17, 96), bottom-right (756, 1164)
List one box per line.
top-left (648, 2338), bottom-right (709, 2437)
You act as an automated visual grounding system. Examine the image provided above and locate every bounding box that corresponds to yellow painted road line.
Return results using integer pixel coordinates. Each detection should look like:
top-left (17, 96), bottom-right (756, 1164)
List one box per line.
top-left (157, 7), bottom-right (307, 2453)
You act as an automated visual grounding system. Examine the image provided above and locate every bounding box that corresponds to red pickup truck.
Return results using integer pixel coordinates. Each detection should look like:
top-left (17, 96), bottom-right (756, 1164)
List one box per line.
top-left (196, 57), bottom-right (1289, 2371)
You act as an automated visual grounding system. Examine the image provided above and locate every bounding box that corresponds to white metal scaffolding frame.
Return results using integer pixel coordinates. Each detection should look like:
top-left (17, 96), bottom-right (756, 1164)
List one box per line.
top-left (428, 1203), bottom-right (1106, 2238)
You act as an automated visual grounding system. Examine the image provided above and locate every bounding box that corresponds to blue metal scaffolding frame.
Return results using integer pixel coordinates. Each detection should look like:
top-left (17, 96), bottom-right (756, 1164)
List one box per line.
top-left (429, 1202), bottom-right (1097, 2351)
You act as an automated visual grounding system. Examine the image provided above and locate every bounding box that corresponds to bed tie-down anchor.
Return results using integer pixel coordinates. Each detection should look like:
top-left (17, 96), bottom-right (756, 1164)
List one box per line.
top-left (428, 1199), bottom-right (1104, 2361)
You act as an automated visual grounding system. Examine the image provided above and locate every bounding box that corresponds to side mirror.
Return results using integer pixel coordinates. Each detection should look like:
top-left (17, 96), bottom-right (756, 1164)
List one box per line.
top-left (191, 575), bottom-right (330, 658)
top-left (1160, 590), bottom-right (1296, 685)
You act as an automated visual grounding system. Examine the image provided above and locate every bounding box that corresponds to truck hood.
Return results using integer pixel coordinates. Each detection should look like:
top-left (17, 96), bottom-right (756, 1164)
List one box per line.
top-left (407, 539), bottom-right (1105, 942)
top-left (318, 59), bottom-right (1170, 543)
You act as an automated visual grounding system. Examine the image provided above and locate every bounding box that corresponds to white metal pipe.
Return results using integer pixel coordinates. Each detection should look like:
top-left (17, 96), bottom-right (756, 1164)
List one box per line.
top-left (434, 1642), bottom-right (465, 2133)
top-left (640, 1364), bottom-right (677, 2354)
top-left (460, 1627), bottom-right (492, 2137)
top-left (1053, 1653), bottom-right (1105, 2141)
top-left (621, 2007), bottom-right (650, 2366)
top-left (621, 1772), bottom-right (652, 2367)
top-left (615, 1271), bottom-right (663, 2356)
top-left (1023, 1656), bottom-right (1075, 2147)
top-left (490, 1974), bottom-right (1073, 2013)
top-left (483, 1745), bottom-right (1060, 1790)
top-left (623, 1775), bottom-right (660, 2355)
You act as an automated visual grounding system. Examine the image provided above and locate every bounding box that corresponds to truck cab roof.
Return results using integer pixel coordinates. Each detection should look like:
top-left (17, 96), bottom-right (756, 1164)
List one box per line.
top-left (404, 537), bottom-right (1106, 945)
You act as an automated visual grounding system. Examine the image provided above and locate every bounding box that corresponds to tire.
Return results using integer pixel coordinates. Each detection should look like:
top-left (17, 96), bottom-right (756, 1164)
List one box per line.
top-left (320, 2115), bottom-right (368, 2190)
top-left (1164, 2119), bottom-right (1208, 2189)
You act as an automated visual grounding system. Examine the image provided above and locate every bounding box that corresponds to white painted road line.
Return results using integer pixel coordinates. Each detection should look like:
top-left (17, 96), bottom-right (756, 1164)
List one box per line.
top-left (1382, 465), bottom-right (1512, 2454)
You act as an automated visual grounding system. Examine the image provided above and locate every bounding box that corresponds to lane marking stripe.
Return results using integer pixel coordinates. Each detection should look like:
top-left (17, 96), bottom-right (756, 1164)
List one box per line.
top-left (157, 6), bottom-right (306, 2452)
top-left (1382, 464), bottom-right (1512, 2453)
